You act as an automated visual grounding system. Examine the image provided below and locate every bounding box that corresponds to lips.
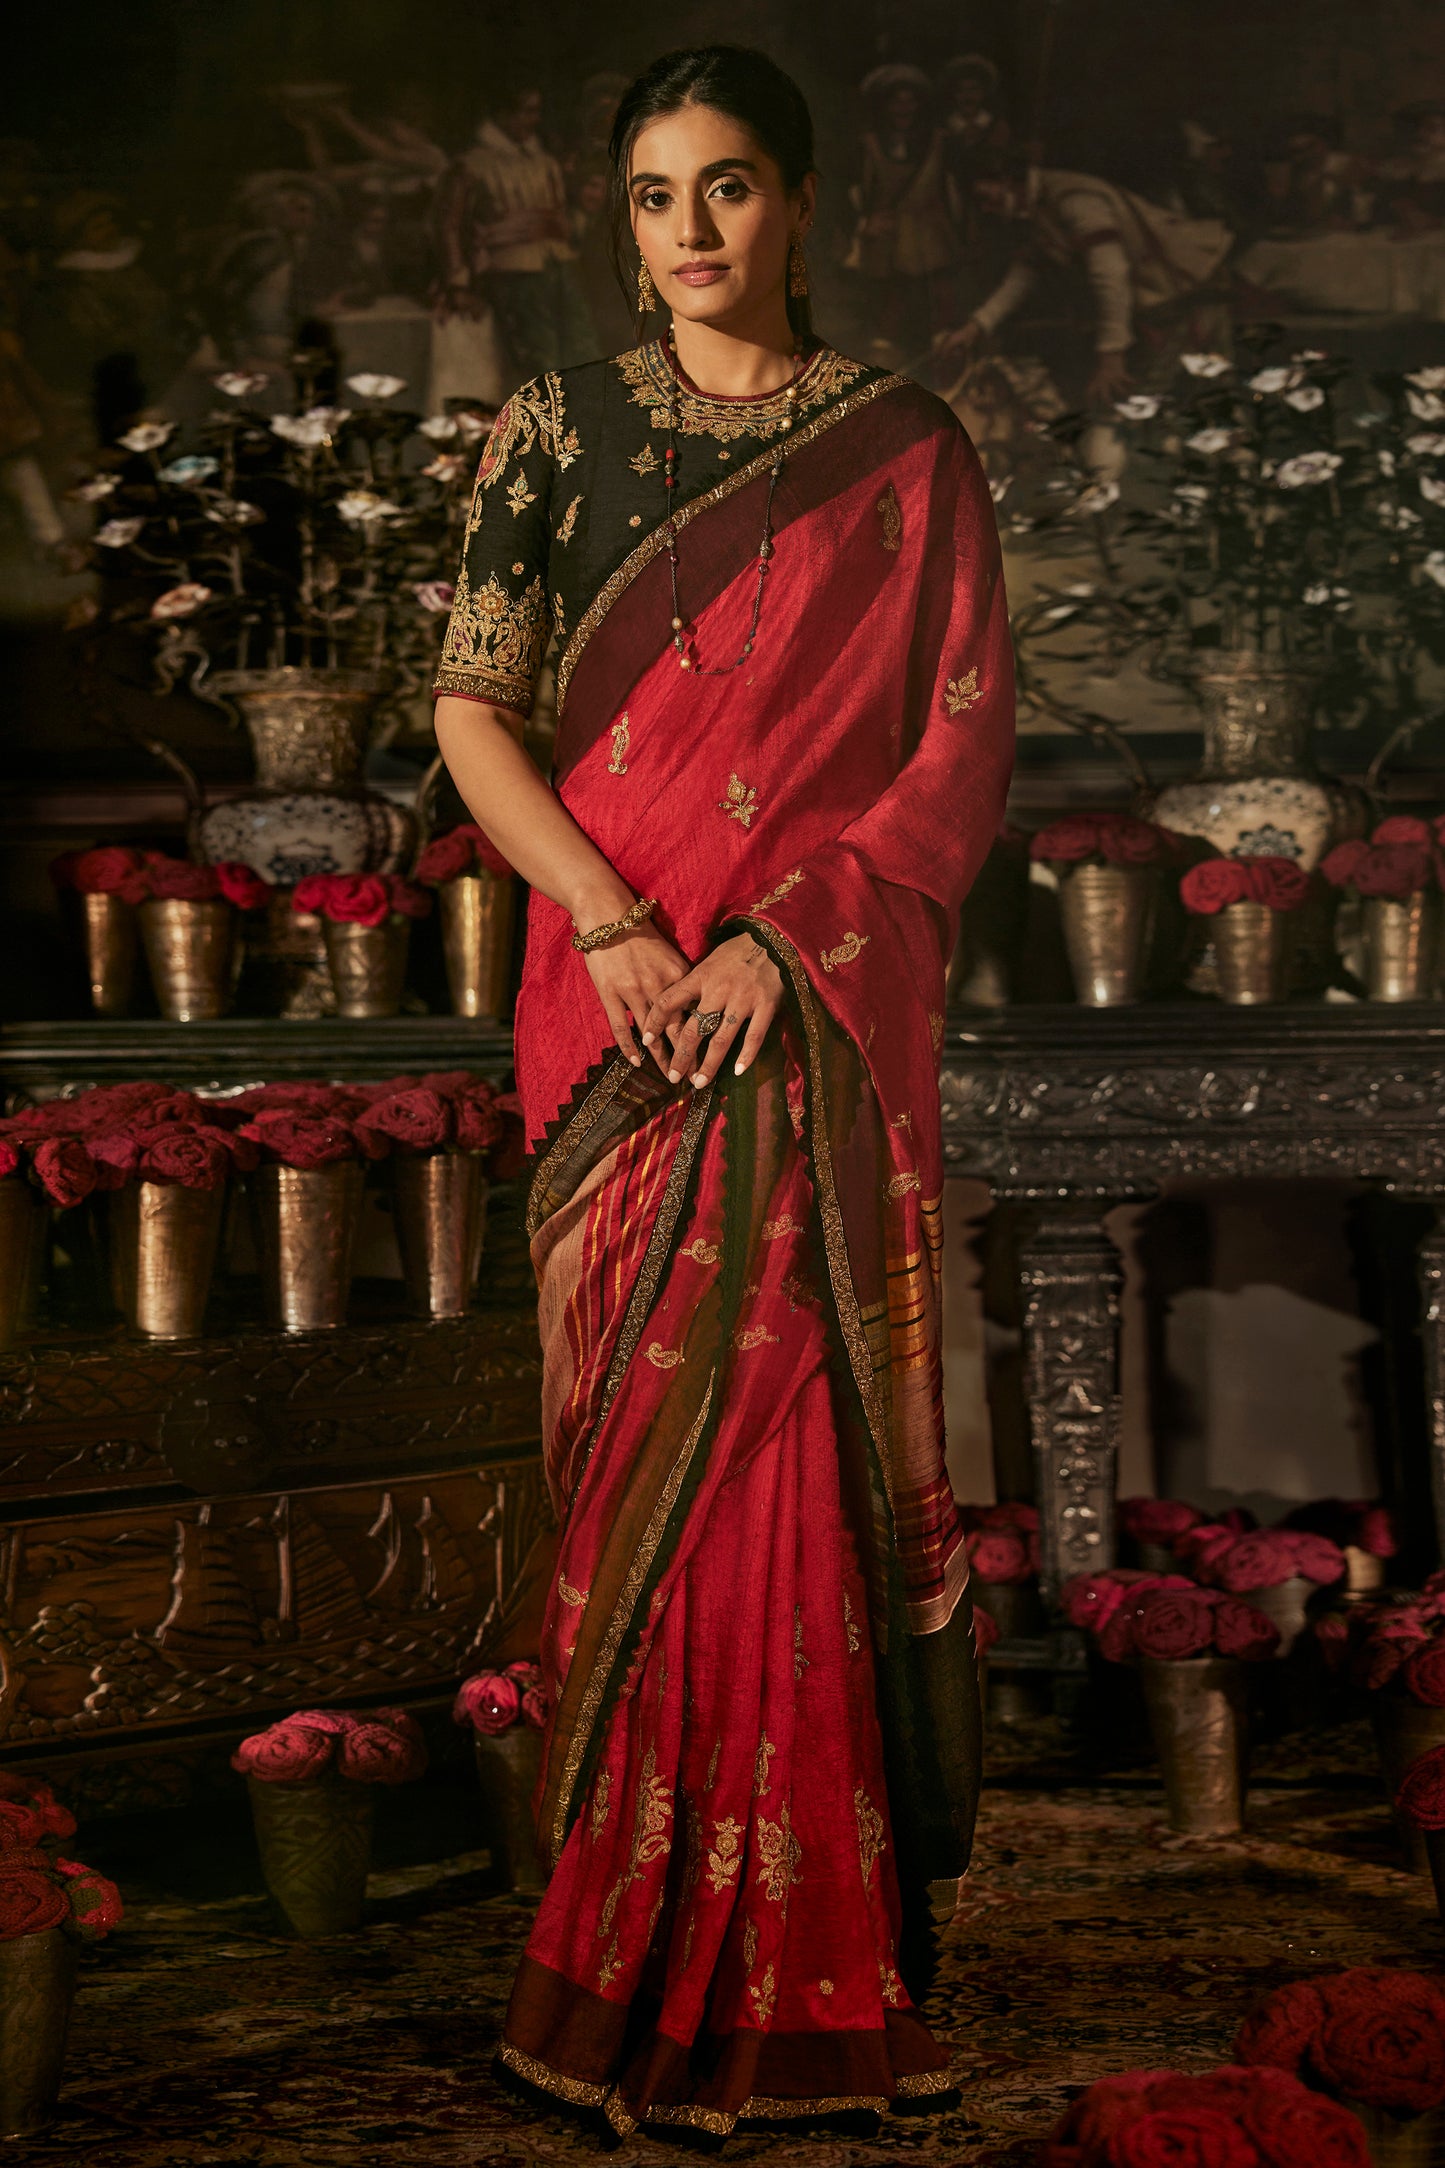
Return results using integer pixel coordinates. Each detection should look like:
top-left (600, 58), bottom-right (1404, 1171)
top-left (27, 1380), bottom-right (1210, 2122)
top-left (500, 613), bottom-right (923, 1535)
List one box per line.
top-left (673, 264), bottom-right (727, 286)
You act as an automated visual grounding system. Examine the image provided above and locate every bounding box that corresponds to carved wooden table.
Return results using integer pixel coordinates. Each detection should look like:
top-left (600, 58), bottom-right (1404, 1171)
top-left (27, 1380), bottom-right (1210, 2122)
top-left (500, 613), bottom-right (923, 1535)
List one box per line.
top-left (940, 1003), bottom-right (1445, 1601)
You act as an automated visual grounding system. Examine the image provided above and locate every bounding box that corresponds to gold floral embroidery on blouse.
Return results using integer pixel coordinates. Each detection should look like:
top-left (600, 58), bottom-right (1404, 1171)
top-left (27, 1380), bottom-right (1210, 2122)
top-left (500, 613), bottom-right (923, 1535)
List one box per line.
top-left (877, 480), bottom-right (903, 552)
top-left (505, 471), bottom-right (537, 518)
top-left (614, 340), bottom-right (866, 443)
top-left (945, 666), bottom-right (983, 714)
top-left (435, 566), bottom-right (550, 711)
top-left (855, 1783), bottom-right (886, 1883)
top-left (555, 493), bottom-right (583, 543)
top-left (718, 773), bottom-right (759, 828)
top-left (630, 443), bottom-right (659, 476)
top-left (820, 931), bottom-right (870, 974)
top-left (755, 1800), bottom-right (801, 1903)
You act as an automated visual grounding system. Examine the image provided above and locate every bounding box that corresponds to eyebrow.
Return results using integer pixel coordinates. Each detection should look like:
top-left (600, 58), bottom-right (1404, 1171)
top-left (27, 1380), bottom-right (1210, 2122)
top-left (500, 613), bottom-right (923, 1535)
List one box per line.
top-left (629, 158), bottom-right (760, 191)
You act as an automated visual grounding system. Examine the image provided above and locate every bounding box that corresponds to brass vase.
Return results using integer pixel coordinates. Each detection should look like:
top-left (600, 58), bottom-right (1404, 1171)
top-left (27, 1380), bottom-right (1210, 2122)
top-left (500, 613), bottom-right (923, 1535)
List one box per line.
top-left (243, 890), bottom-right (335, 1021)
top-left (0, 1928), bottom-right (78, 2137)
top-left (1363, 895), bottom-right (1439, 1003)
top-left (1242, 1574), bottom-right (1317, 1657)
top-left (247, 1774), bottom-right (374, 1937)
top-left (393, 1152), bottom-right (489, 1319)
top-left (1343, 1545), bottom-right (1386, 1600)
top-left (1212, 901), bottom-right (1286, 1004)
top-left (322, 919), bottom-right (410, 1020)
top-left (1057, 863), bottom-right (1156, 1006)
top-left (138, 898), bottom-right (235, 1022)
top-left (1140, 1655), bottom-right (1250, 1835)
top-left (473, 1725), bottom-right (547, 1894)
top-left (252, 1161), bottom-right (364, 1331)
top-left (109, 1181), bottom-right (226, 1340)
top-left (0, 1179), bottom-right (46, 1352)
top-left (1343, 2101), bottom-right (1445, 2168)
top-left (439, 874), bottom-right (515, 1020)
top-left (1372, 1695), bottom-right (1445, 1873)
top-left (78, 891), bottom-right (137, 1017)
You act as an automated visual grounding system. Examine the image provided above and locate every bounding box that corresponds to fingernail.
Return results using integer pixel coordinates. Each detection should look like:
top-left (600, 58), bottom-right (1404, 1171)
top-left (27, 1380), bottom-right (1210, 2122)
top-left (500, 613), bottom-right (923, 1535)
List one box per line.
top-left (691, 1073), bottom-right (707, 1089)
top-left (735, 1058), bottom-right (749, 1075)
top-left (641, 1032), bottom-right (654, 1045)
top-left (629, 1054), bottom-right (642, 1066)
top-left (667, 1068), bottom-right (680, 1083)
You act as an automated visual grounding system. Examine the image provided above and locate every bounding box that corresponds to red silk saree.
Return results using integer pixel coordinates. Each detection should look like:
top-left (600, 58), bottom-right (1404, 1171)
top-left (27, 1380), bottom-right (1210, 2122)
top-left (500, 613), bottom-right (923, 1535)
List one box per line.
top-left (436, 342), bottom-right (1015, 2136)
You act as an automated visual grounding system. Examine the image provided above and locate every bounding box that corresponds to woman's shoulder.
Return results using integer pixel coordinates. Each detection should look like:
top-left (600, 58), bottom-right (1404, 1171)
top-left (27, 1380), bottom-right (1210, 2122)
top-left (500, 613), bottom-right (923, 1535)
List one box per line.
top-left (825, 349), bottom-right (975, 444)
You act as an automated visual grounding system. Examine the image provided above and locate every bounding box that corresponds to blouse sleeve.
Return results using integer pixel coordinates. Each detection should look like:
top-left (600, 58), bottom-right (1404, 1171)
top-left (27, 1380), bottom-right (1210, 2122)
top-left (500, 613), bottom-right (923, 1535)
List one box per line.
top-left (432, 379), bottom-right (556, 718)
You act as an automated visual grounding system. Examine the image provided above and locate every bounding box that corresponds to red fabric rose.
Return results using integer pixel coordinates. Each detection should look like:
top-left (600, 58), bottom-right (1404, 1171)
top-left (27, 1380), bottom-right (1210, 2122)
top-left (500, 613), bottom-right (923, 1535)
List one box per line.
top-left (389, 877), bottom-right (431, 920)
top-left (54, 1860), bottom-right (124, 1939)
top-left (972, 1604), bottom-right (1000, 1655)
top-left (324, 873), bottom-right (391, 926)
top-left (1111, 2106), bottom-right (1259, 2168)
top-left (1054, 2070), bottom-right (1171, 2153)
top-left (1243, 857), bottom-right (1310, 911)
top-left (73, 1083), bottom-right (196, 1131)
top-left (1061, 1571), bottom-right (1138, 1632)
top-left (353, 1088), bottom-right (453, 1155)
top-left (1321, 841), bottom-right (1371, 891)
top-left (1098, 816), bottom-right (1169, 868)
top-left (136, 1124), bottom-right (242, 1191)
top-left (291, 874), bottom-right (334, 917)
top-left (1132, 1588), bottom-right (1220, 1660)
top-left (1030, 815), bottom-right (1103, 863)
top-left (1312, 1999), bottom-right (1445, 2115)
top-left (1213, 1600), bottom-right (1281, 1661)
top-left (1355, 1506), bottom-right (1397, 1559)
top-left (1373, 816), bottom-right (1433, 847)
top-left (238, 1113), bottom-right (361, 1169)
top-left (463, 824), bottom-right (514, 878)
top-left (966, 1527), bottom-right (1034, 1585)
top-left (1403, 1644), bottom-right (1445, 1708)
top-left (213, 861), bottom-right (272, 911)
top-left (86, 1131), bottom-right (141, 1189)
top-left (453, 1089), bottom-right (504, 1154)
top-left (67, 846), bottom-right (148, 902)
top-left (1099, 1606), bottom-right (1144, 1663)
top-left (1235, 1981), bottom-right (1328, 2077)
top-left (453, 1671), bottom-right (523, 1735)
top-left (1284, 1533), bottom-right (1346, 1586)
top-left (1180, 859), bottom-right (1253, 914)
top-left (520, 1686), bottom-right (549, 1730)
top-left (1244, 2078), bottom-right (1370, 2168)
top-left (0, 1777), bottom-right (75, 1844)
top-left (31, 1136), bottom-right (97, 1209)
top-left (0, 1858), bottom-right (69, 1941)
top-left (1212, 1533), bottom-right (1300, 1593)
top-left (0, 1141), bottom-right (19, 1182)
top-left (415, 828), bottom-right (474, 885)
top-left (336, 1718), bottom-right (427, 1785)
top-left (1353, 843), bottom-right (1434, 899)
top-left (144, 856), bottom-right (223, 902)
top-left (1120, 1498), bottom-right (1203, 1546)
top-left (1396, 1745), bottom-right (1445, 1828)
top-left (0, 1798), bottom-right (63, 1851)
top-left (231, 1718), bottom-right (338, 1782)
top-left (231, 1082), bottom-right (367, 1119)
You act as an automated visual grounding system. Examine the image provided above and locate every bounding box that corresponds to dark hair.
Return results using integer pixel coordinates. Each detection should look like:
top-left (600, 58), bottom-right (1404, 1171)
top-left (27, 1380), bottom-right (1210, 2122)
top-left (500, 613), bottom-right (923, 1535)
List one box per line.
top-left (607, 46), bottom-right (816, 341)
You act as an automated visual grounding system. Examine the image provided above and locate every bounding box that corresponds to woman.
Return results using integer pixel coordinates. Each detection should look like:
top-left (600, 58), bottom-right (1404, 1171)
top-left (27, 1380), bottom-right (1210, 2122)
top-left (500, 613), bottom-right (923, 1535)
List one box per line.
top-left (433, 45), bottom-right (1014, 2139)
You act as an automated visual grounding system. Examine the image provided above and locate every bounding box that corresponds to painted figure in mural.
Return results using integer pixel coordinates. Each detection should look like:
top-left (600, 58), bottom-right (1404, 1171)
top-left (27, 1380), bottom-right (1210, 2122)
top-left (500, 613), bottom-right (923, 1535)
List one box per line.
top-left (939, 154), bottom-right (1234, 410)
top-left (1260, 113), bottom-right (1372, 237)
top-left (437, 82), bottom-right (595, 385)
top-left (432, 41), bottom-right (1012, 2138)
top-left (207, 173), bottom-right (344, 371)
top-left (1378, 103), bottom-right (1445, 232)
top-left (844, 64), bottom-right (961, 365)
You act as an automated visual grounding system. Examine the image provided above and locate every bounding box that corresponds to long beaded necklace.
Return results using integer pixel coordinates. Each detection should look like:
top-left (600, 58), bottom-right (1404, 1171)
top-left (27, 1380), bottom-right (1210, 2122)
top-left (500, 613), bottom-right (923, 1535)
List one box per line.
top-left (662, 328), bottom-right (805, 674)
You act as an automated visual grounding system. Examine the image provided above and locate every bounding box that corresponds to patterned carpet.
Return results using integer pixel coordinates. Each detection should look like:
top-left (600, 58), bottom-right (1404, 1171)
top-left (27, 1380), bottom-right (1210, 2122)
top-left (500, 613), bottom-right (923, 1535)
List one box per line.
top-left (9, 1717), bottom-right (1440, 2167)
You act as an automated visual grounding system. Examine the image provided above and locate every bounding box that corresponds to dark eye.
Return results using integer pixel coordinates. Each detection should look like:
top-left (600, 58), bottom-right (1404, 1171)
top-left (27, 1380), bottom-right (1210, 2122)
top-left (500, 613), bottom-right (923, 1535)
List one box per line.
top-left (638, 188), bottom-right (670, 213)
top-left (710, 176), bottom-right (747, 200)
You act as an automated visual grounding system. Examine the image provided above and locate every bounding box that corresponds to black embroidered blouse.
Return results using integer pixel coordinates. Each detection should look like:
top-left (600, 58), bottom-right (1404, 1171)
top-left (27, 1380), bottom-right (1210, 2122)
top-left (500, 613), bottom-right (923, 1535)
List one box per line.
top-left (431, 338), bottom-right (890, 721)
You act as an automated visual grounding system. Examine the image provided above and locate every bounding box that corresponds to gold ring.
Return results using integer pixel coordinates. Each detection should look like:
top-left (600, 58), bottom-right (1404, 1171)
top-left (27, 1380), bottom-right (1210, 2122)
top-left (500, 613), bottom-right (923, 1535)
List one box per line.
top-left (692, 1009), bottom-right (725, 1036)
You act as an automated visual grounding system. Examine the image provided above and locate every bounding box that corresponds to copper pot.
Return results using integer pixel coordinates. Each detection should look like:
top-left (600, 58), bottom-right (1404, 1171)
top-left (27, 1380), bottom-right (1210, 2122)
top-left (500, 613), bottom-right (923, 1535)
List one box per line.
top-left (393, 1152), bottom-right (489, 1319)
top-left (473, 1725), bottom-right (547, 1893)
top-left (1140, 1655), bottom-right (1250, 1835)
top-left (247, 1774), bottom-right (374, 1937)
top-left (1364, 894), bottom-right (1439, 1003)
top-left (1343, 2100), bottom-right (1445, 2168)
top-left (109, 1180), bottom-right (226, 1340)
top-left (1372, 1695), bottom-right (1445, 1874)
top-left (0, 1179), bottom-right (45, 1352)
top-left (77, 891), bottom-right (137, 1017)
top-left (322, 918), bottom-right (410, 1020)
top-left (1057, 863), bottom-right (1155, 1006)
top-left (439, 874), bottom-right (514, 1020)
top-left (1212, 901), bottom-right (1286, 1005)
top-left (252, 1160), bottom-right (364, 1331)
top-left (0, 1928), bottom-right (78, 2137)
top-left (138, 898), bottom-right (235, 1022)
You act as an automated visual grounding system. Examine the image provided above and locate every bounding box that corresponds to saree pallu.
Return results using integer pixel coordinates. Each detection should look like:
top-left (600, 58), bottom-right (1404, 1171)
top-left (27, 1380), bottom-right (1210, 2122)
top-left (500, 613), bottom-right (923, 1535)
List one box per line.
top-left (502, 375), bottom-right (1015, 2135)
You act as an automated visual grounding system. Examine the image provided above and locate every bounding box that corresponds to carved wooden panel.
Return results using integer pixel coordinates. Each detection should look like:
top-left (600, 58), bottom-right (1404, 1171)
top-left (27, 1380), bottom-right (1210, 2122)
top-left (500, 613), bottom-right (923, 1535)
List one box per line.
top-left (0, 1459), bottom-right (553, 1750)
top-left (1019, 1212), bottom-right (1123, 1600)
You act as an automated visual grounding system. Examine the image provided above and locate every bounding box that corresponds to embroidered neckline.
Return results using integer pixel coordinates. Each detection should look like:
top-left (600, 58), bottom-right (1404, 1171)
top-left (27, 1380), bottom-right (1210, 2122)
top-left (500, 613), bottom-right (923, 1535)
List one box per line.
top-left (614, 339), bottom-right (866, 443)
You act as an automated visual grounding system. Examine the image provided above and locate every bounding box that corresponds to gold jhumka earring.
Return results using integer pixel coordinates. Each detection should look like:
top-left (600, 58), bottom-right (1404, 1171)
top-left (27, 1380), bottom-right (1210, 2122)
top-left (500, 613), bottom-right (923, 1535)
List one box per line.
top-left (637, 259), bottom-right (657, 313)
top-left (788, 235), bottom-right (809, 298)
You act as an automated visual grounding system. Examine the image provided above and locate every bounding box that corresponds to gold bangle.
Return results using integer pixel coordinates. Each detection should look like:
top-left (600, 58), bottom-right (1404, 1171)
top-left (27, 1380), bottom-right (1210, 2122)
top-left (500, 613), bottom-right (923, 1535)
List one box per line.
top-left (571, 896), bottom-right (658, 953)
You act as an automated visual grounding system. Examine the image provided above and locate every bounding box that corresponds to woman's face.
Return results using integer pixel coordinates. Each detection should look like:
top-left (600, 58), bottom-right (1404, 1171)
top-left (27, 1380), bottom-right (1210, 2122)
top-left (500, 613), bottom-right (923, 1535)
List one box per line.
top-left (628, 102), bottom-right (813, 333)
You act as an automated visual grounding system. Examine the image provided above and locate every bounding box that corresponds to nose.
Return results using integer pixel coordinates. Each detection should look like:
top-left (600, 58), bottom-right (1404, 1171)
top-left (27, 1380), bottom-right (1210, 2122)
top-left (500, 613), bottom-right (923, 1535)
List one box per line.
top-left (674, 187), bottom-right (721, 253)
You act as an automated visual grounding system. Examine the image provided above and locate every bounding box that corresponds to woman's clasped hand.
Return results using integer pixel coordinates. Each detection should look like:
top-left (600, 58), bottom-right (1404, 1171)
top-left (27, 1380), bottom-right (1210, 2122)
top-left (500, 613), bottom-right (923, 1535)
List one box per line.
top-left (581, 924), bottom-right (785, 1086)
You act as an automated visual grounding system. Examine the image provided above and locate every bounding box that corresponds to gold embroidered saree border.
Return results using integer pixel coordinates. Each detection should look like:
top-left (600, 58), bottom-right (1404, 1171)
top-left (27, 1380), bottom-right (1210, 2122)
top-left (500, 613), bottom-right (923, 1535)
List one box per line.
top-left (553, 373), bottom-right (907, 715)
top-left (525, 1056), bottom-right (633, 1239)
top-left (500, 2037), bottom-right (957, 2136)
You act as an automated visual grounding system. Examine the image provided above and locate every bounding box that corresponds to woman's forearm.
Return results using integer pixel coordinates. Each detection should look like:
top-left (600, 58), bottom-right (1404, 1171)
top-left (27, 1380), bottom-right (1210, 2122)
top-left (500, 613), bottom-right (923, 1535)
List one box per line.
top-left (433, 695), bottom-right (634, 932)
